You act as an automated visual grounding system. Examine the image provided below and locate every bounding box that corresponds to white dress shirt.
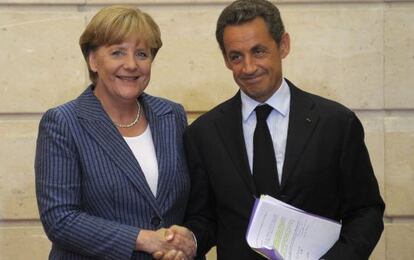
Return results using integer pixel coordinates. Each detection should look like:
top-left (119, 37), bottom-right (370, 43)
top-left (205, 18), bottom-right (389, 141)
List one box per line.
top-left (241, 78), bottom-right (291, 183)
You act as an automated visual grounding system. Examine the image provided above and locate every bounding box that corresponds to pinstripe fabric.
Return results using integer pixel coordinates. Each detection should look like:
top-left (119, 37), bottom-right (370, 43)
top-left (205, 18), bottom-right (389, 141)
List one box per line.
top-left (35, 86), bottom-right (190, 260)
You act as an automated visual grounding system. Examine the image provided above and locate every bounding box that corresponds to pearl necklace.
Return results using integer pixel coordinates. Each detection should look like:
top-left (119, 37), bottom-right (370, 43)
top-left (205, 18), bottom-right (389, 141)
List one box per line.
top-left (113, 100), bottom-right (141, 128)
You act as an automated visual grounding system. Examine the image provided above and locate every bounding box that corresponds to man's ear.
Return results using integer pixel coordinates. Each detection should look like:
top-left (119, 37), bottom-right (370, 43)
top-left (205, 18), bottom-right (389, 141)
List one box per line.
top-left (88, 51), bottom-right (98, 72)
top-left (279, 32), bottom-right (291, 59)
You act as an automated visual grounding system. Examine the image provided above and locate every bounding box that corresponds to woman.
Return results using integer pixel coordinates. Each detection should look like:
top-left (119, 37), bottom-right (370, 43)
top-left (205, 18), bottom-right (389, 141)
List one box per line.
top-left (35, 6), bottom-right (194, 260)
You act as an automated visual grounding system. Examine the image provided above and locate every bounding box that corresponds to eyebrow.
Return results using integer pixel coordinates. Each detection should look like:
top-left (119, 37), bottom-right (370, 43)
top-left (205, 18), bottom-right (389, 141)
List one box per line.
top-left (227, 50), bottom-right (242, 55)
top-left (109, 45), bottom-right (149, 51)
top-left (227, 43), bottom-right (267, 55)
top-left (251, 44), bottom-right (267, 51)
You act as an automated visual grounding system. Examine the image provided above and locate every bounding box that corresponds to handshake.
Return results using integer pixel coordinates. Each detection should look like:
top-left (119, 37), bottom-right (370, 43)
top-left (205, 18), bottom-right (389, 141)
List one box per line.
top-left (136, 225), bottom-right (197, 260)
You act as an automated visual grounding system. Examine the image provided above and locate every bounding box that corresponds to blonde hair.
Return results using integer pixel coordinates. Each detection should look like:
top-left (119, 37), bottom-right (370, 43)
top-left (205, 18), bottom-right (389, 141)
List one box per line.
top-left (79, 6), bottom-right (162, 84)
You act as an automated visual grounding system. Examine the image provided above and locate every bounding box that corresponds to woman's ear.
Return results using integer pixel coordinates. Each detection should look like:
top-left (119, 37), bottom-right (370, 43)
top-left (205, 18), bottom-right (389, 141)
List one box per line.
top-left (88, 51), bottom-right (98, 72)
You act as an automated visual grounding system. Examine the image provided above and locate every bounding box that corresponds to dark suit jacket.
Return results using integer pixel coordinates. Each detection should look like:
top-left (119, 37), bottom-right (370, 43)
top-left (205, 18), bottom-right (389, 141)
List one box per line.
top-left (35, 86), bottom-right (190, 260)
top-left (184, 80), bottom-right (384, 260)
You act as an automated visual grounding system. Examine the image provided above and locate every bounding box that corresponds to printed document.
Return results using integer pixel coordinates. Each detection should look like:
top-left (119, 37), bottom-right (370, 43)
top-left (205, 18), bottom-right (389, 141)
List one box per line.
top-left (246, 195), bottom-right (341, 260)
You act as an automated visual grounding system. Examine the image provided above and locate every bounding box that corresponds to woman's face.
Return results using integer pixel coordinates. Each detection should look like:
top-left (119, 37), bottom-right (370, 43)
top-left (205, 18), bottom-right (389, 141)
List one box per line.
top-left (89, 37), bottom-right (152, 104)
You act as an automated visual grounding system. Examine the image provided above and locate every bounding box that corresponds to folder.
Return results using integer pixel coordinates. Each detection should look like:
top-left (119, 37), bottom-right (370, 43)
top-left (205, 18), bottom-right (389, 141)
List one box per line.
top-left (246, 195), bottom-right (341, 260)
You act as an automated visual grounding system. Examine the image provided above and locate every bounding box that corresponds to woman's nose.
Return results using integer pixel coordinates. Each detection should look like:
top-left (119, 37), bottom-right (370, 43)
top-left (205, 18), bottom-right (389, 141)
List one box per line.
top-left (123, 54), bottom-right (138, 70)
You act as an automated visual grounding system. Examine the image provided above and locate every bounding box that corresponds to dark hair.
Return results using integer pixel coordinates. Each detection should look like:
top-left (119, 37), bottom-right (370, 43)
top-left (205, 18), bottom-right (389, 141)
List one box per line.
top-left (216, 0), bottom-right (285, 54)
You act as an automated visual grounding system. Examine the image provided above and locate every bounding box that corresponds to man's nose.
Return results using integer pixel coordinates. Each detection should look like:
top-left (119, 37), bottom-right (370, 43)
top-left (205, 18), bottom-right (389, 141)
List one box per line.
top-left (241, 56), bottom-right (257, 74)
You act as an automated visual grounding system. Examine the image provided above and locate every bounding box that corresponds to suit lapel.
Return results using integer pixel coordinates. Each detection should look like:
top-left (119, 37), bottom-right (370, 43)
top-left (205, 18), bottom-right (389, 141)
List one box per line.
top-left (75, 87), bottom-right (161, 215)
top-left (281, 81), bottom-right (319, 189)
top-left (215, 93), bottom-right (256, 196)
top-left (141, 94), bottom-right (177, 205)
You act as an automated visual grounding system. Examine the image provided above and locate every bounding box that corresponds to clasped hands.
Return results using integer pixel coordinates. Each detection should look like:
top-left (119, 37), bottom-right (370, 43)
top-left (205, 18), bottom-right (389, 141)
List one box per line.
top-left (136, 225), bottom-right (196, 260)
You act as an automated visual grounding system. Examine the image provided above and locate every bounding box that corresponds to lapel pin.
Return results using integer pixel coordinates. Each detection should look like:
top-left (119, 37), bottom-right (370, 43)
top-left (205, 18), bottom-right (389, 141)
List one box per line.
top-left (306, 118), bottom-right (312, 123)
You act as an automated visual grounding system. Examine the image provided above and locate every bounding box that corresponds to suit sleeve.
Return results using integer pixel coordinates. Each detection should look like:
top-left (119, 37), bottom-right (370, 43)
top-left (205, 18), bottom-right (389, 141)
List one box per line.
top-left (183, 128), bottom-right (217, 257)
top-left (35, 108), bottom-right (139, 260)
top-left (322, 113), bottom-right (385, 260)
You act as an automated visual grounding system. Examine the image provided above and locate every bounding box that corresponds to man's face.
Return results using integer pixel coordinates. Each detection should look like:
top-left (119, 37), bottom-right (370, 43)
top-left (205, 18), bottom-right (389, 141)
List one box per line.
top-left (222, 17), bottom-right (290, 103)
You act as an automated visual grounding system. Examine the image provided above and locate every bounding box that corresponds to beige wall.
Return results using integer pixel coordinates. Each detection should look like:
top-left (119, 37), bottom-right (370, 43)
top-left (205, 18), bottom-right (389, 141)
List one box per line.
top-left (1, 0), bottom-right (413, 259)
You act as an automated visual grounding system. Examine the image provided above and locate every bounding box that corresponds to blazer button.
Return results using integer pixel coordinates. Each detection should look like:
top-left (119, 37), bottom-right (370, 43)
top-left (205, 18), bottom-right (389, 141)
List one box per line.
top-left (150, 216), bottom-right (161, 227)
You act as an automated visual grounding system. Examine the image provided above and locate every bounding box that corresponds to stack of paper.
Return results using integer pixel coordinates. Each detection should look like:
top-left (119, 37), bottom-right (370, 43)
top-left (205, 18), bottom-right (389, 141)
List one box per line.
top-left (246, 195), bottom-right (341, 260)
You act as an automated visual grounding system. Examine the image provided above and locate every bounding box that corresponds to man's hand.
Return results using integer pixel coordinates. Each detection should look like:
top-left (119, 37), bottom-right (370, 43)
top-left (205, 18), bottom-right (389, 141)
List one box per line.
top-left (153, 249), bottom-right (188, 260)
top-left (152, 225), bottom-right (197, 260)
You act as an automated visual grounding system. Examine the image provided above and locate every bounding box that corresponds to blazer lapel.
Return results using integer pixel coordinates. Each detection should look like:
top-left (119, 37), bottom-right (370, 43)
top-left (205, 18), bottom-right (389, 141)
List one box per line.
top-left (75, 87), bottom-right (161, 215)
top-left (281, 81), bottom-right (319, 189)
top-left (215, 93), bottom-right (256, 196)
top-left (140, 94), bottom-right (176, 205)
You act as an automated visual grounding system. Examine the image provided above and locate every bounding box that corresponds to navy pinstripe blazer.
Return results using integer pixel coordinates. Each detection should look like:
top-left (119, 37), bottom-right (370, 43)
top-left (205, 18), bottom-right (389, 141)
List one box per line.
top-left (35, 86), bottom-right (190, 260)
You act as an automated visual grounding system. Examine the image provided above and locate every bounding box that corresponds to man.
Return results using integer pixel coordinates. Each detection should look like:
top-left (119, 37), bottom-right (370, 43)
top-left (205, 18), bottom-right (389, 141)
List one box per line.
top-left (161, 0), bottom-right (385, 259)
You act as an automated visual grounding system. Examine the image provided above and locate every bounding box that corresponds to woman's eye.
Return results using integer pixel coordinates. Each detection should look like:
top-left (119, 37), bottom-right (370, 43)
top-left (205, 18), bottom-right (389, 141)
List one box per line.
top-left (136, 51), bottom-right (149, 59)
top-left (111, 50), bottom-right (124, 56)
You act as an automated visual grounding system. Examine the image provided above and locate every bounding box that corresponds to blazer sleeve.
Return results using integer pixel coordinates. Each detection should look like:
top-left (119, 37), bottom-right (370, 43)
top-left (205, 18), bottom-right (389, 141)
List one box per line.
top-left (35, 108), bottom-right (140, 260)
top-left (322, 113), bottom-right (385, 260)
top-left (183, 128), bottom-right (217, 257)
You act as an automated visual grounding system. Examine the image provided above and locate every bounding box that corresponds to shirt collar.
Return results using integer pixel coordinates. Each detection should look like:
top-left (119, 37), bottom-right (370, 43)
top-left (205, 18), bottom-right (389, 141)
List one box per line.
top-left (241, 78), bottom-right (291, 122)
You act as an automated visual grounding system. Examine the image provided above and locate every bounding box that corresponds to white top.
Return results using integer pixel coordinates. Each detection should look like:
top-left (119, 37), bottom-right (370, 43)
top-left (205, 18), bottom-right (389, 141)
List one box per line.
top-left (124, 126), bottom-right (159, 196)
top-left (240, 78), bottom-right (291, 183)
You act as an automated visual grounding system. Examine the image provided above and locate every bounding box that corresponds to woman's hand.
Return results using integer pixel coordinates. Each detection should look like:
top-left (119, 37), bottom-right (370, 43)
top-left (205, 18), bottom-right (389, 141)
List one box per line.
top-left (136, 229), bottom-right (173, 254)
top-left (151, 225), bottom-right (197, 260)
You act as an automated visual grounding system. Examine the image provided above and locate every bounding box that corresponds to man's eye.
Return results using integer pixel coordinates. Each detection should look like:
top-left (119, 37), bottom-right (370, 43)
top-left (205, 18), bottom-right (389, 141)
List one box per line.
top-left (254, 49), bottom-right (266, 56)
top-left (229, 54), bottom-right (241, 62)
